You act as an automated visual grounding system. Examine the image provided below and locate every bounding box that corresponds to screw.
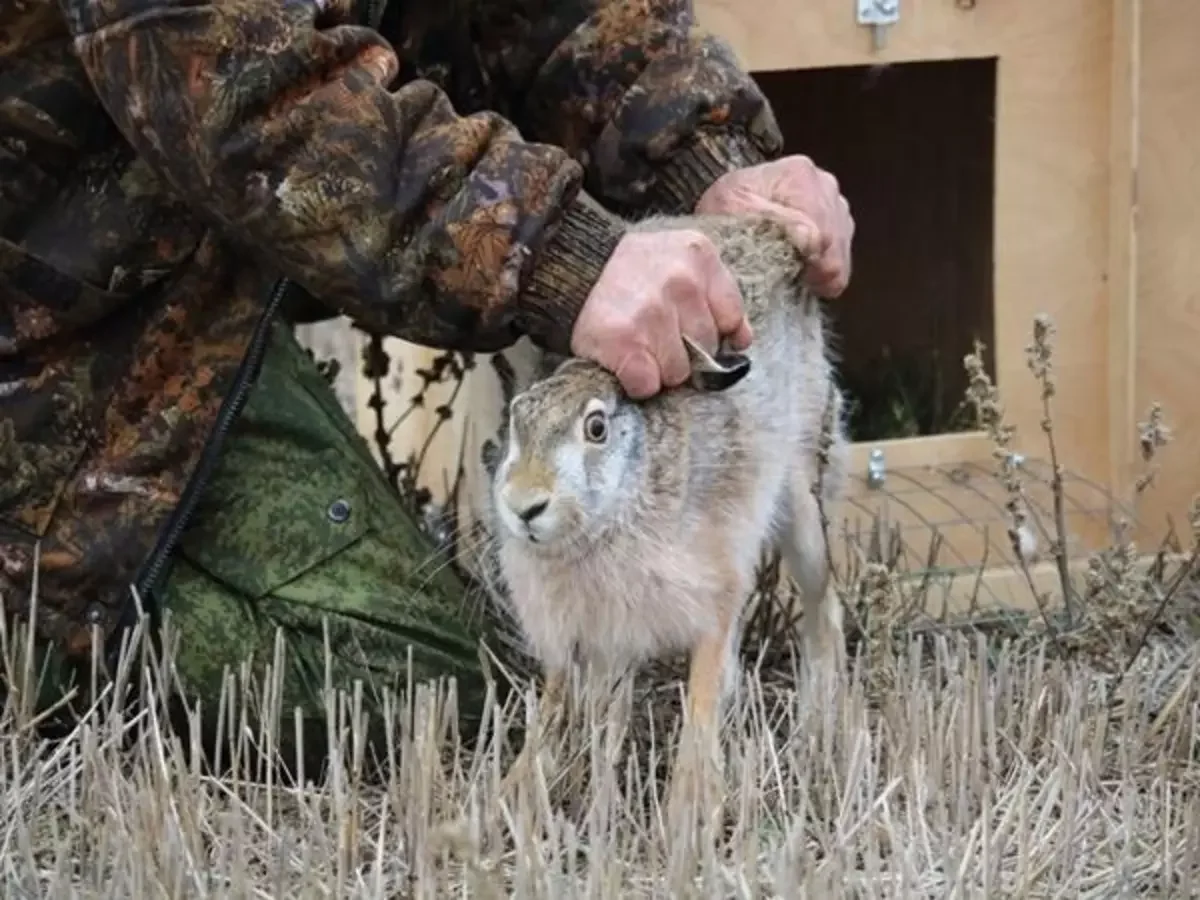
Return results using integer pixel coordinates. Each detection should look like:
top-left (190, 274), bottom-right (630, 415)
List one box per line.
top-left (867, 448), bottom-right (887, 489)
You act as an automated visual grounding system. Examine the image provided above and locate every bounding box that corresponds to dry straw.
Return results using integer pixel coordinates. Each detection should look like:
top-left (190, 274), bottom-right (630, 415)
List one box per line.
top-left (3, 313), bottom-right (1200, 897)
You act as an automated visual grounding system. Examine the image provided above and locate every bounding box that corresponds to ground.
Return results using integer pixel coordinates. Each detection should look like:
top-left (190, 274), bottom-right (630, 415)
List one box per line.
top-left (2, 610), bottom-right (1199, 898)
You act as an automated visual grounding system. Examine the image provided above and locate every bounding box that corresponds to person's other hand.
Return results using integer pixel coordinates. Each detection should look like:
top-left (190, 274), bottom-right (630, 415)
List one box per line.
top-left (696, 155), bottom-right (854, 298)
top-left (569, 230), bottom-right (751, 400)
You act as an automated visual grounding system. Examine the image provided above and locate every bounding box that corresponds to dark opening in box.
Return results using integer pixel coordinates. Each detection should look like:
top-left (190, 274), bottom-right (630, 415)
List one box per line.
top-left (752, 58), bottom-right (998, 443)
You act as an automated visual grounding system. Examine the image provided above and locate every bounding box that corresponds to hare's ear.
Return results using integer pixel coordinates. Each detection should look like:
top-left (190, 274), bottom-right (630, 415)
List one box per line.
top-left (683, 335), bottom-right (752, 393)
top-left (550, 356), bottom-right (594, 378)
top-left (481, 438), bottom-right (501, 480)
top-left (540, 349), bottom-right (573, 378)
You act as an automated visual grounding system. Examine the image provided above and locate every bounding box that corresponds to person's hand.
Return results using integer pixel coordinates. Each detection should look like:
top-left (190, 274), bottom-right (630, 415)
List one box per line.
top-left (569, 230), bottom-right (752, 400)
top-left (696, 155), bottom-right (854, 298)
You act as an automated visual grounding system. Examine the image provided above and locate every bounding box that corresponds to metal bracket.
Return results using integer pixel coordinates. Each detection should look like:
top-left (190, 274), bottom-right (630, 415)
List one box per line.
top-left (866, 448), bottom-right (887, 489)
top-left (856, 0), bottom-right (900, 51)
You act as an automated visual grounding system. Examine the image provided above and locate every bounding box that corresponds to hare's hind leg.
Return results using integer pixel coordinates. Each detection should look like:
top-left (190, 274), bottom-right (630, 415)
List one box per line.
top-left (780, 468), bottom-right (846, 683)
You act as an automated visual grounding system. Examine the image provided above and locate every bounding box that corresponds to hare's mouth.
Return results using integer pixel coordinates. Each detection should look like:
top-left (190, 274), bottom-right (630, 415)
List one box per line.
top-left (519, 518), bottom-right (564, 546)
top-left (496, 483), bottom-right (573, 547)
top-left (513, 515), bottom-right (581, 553)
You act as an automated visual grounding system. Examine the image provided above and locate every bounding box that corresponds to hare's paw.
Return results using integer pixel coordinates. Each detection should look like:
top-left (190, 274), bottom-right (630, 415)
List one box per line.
top-left (664, 726), bottom-right (727, 838)
top-left (499, 669), bottom-right (576, 803)
top-left (799, 621), bottom-right (846, 707)
top-left (500, 734), bottom-right (561, 802)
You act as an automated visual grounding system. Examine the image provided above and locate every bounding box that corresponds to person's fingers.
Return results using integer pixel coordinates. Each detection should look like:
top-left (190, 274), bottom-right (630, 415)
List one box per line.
top-left (696, 248), bottom-right (750, 346)
top-left (783, 221), bottom-right (820, 260)
top-left (817, 168), bottom-right (840, 202)
top-left (801, 244), bottom-right (851, 298)
top-left (613, 347), bottom-right (661, 400)
top-left (641, 292), bottom-right (691, 390)
top-left (727, 318), bottom-right (754, 351)
top-left (805, 270), bottom-right (845, 298)
top-left (657, 330), bottom-right (692, 389)
top-left (676, 302), bottom-right (720, 356)
top-left (667, 269), bottom-right (720, 354)
top-left (813, 227), bottom-right (835, 258)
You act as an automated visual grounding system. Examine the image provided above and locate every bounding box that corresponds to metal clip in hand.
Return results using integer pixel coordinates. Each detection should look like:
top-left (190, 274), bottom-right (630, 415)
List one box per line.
top-left (682, 334), bottom-right (752, 393)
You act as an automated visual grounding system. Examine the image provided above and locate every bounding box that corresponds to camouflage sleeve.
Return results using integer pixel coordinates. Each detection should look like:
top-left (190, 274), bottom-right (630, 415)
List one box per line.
top-left (474, 0), bottom-right (785, 216)
top-left (55, 0), bottom-right (628, 355)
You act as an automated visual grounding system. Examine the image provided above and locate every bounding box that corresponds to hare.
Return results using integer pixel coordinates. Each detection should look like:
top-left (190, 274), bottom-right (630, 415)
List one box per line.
top-left (486, 214), bottom-right (850, 820)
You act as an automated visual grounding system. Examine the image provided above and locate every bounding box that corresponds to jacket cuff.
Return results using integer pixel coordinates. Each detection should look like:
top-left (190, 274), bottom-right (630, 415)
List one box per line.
top-left (518, 194), bottom-right (626, 355)
top-left (645, 128), bottom-right (775, 215)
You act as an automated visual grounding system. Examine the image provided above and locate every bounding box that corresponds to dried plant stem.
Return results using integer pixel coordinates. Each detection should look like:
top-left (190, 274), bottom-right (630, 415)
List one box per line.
top-left (1026, 315), bottom-right (1076, 626)
top-left (1106, 498), bottom-right (1200, 706)
top-left (1135, 402), bottom-right (1172, 496)
top-left (362, 331), bottom-right (401, 487)
top-left (963, 338), bottom-right (1063, 652)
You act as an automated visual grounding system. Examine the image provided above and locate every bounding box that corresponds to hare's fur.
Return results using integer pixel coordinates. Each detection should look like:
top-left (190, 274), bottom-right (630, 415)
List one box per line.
top-left (489, 215), bottom-right (850, 816)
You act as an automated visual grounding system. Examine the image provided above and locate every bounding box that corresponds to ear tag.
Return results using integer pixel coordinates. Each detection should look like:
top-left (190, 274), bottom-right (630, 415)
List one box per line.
top-left (682, 334), bottom-right (752, 392)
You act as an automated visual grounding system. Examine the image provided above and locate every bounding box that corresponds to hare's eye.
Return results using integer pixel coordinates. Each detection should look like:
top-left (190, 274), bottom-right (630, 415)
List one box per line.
top-left (583, 410), bottom-right (608, 443)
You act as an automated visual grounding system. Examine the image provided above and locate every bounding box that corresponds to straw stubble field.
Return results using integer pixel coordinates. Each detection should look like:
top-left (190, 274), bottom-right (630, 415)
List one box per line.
top-left (3, 619), bottom-right (1200, 898)
top-left (4, 320), bottom-right (1200, 898)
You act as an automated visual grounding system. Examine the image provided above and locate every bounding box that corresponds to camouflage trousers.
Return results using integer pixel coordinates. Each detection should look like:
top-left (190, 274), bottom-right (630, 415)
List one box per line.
top-left (24, 319), bottom-right (492, 761)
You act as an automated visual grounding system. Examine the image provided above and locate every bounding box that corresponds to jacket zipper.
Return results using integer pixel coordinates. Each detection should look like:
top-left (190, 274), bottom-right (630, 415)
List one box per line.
top-left (121, 0), bottom-right (391, 645)
top-left (127, 277), bottom-right (292, 625)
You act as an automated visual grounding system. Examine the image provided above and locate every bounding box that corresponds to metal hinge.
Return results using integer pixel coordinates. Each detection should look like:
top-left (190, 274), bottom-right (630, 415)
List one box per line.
top-left (856, 0), bottom-right (900, 51)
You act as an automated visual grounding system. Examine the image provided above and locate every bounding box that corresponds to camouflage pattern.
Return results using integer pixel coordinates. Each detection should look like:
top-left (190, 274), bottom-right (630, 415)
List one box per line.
top-left (163, 321), bottom-right (489, 722)
top-left (28, 320), bottom-right (491, 734)
top-left (0, 0), bottom-right (782, 669)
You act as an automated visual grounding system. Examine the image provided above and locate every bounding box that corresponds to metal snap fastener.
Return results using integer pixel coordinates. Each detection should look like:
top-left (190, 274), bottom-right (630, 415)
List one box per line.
top-left (85, 605), bottom-right (104, 625)
top-left (327, 499), bottom-right (352, 524)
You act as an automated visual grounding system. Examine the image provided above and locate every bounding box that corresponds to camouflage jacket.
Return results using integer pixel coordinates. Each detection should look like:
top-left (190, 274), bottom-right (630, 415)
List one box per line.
top-left (0, 0), bottom-right (782, 661)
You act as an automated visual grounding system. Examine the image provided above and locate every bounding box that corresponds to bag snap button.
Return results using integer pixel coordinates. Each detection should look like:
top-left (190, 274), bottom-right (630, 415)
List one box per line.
top-left (327, 499), bottom-right (352, 524)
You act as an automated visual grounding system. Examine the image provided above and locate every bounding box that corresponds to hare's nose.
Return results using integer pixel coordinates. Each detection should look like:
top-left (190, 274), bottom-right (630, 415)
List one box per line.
top-left (517, 498), bottom-right (549, 523)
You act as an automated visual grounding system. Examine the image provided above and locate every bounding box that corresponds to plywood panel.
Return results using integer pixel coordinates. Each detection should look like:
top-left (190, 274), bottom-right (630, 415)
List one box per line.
top-left (294, 317), bottom-right (361, 417)
top-left (697, 0), bottom-right (1089, 72)
top-left (1129, 0), bottom-right (1200, 548)
top-left (352, 337), bottom-right (479, 503)
top-left (1105, 0), bottom-right (1139, 504)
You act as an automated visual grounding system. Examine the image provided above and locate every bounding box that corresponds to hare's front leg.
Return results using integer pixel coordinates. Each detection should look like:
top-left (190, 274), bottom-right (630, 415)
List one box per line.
top-left (665, 603), bottom-right (740, 834)
top-left (501, 665), bottom-right (569, 799)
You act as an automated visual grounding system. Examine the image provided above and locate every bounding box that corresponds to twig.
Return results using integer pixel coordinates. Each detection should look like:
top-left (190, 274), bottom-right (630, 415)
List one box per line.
top-left (1026, 315), bottom-right (1076, 626)
top-left (1105, 500), bottom-right (1200, 708)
